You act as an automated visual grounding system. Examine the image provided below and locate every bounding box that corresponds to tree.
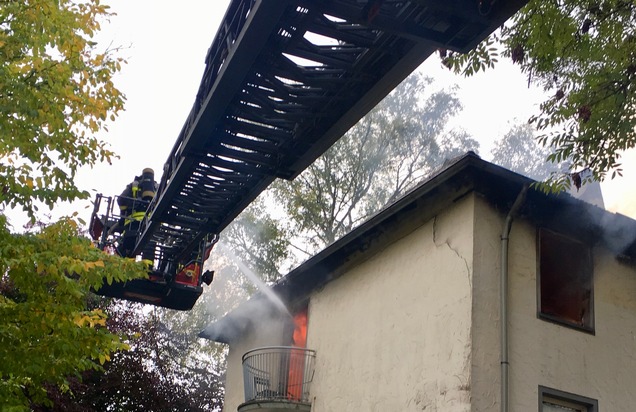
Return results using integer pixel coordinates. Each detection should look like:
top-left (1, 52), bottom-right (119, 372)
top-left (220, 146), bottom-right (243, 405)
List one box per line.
top-left (444, 0), bottom-right (636, 186)
top-left (0, 0), bottom-right (124, 216)
top-left (0, 1), bottom-right (148, 409)
top-left (35, 301), bottom-right (226, 412)
top-left (491, 123), bottom-right (565, 181)
top-left (0, 218), bottom-right (146, 409)
top-left (222, 197), bottom-right (291, 283)
top-left (270, 73), bottom-right (479, 255)
top-left (141, 307), bottom-right (226, 411)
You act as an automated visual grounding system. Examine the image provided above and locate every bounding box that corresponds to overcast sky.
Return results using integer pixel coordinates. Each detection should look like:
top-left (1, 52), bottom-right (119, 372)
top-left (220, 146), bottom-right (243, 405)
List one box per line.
top-left (67, 0), bottom-right (636, 223)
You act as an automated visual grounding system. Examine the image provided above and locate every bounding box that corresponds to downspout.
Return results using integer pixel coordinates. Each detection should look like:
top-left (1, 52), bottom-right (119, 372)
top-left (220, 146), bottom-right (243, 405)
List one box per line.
top-left (500, 185), bottom-right (528, 412)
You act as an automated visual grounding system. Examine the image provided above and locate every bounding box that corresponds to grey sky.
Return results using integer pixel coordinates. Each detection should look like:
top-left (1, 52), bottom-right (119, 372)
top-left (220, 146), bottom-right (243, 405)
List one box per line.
top-left (71, 1), bottom-right (636, 222)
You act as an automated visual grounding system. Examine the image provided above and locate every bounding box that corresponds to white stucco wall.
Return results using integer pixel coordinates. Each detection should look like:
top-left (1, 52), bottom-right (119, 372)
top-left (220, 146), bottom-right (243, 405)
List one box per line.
top-left (471, 195), bottom-right (636, 410)
top-left (223, 343), bottom-right (249, 412)
top-left (306, 195), bottom-right (476, 411)
top-left (507, 224), bottom-right (636, 410)
top-left (221, 193), bottom-right (636, 412)
top-left (470, 195), bottom-right (504, 411)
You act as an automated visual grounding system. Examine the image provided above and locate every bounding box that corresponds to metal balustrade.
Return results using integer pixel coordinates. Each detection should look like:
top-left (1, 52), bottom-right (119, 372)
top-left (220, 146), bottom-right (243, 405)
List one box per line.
top-left (242, 346), bottom-right (316, 404)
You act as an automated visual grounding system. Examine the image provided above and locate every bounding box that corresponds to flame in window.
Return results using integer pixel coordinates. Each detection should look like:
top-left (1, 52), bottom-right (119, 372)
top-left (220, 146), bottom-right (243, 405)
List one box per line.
top-left (292, 310), bottom-right (308, 347)
top-left (288, 309), bottom-right (308, 400)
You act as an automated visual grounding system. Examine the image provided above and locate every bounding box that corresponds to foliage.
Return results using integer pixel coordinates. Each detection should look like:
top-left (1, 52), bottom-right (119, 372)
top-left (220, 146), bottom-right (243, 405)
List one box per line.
top-left (34, 301), bottom-right (225, 412)
top-left (222, 197), bottom-right (290, 283)
top-left (0, 1), bottom-right (154, 409)
top-left (141, 306), bottom-right (226, 411)
top-left (0, 0), bottom-right (125, 217)
top-left (270, 73), bottom-right (478, 255)
top-left (443, 0), bottom-right (636, 187)
top-left (491, 123), bottom-right (565, 181)
top-left (0, 217), bottom-right (146, 409)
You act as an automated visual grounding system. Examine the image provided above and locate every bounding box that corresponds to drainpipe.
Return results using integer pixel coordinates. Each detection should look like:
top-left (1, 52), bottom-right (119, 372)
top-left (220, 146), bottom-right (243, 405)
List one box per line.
top-left (500, 185), bottom-right (528, 412)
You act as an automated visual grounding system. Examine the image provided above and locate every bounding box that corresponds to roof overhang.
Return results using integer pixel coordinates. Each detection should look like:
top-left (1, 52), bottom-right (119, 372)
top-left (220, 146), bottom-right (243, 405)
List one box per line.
top-left (201, 153), bottom-right (636, 342)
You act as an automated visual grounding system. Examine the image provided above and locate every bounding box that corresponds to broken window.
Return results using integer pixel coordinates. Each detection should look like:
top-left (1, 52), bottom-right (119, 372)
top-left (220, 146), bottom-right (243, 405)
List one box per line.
top-left (538, 229), bottom-right (593, 331)
top-left (540, 386), bottom-right (598, 411)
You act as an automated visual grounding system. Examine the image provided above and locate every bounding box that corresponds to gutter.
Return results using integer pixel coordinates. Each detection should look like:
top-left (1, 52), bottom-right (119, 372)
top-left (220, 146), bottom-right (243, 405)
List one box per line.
top-left (500, 185), bottom-right (528, 412)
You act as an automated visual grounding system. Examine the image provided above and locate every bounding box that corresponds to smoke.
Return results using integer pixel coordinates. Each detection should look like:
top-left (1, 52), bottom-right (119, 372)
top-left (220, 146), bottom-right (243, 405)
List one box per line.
top-left (198, 293), bottom-right (291, 343)
top-left (598, 210), bottom-right (636, 260)
top-left (216, 243), bottom-right (290, 316)
top-left (198, 242), bottom-right (292, 343)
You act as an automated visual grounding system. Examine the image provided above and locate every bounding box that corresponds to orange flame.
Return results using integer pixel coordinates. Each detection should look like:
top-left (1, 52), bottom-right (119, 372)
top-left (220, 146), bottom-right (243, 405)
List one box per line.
top-left (288, 309), bottom-right (308, 400)
top-left (292, 311), bottom-right (308, 348)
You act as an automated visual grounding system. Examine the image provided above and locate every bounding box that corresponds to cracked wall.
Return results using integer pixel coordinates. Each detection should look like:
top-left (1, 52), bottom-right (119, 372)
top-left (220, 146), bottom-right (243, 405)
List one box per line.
top-left (220, 192), bottom-right (636, 411)
top-left (307, 194), bottom-right (476, 412)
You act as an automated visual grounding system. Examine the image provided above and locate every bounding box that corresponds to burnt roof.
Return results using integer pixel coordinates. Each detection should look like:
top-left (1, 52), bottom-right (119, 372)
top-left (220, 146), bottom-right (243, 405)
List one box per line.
top-left (200, 152), bottom-right (636, 342)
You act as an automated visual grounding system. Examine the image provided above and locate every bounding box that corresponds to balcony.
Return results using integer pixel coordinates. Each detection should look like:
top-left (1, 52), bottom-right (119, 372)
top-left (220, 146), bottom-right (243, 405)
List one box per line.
top-left (239, 346), bottom-right (316, 412)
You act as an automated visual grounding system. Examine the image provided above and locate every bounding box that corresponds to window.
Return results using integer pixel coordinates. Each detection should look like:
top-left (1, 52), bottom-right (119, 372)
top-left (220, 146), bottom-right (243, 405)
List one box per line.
top-left (538, 229), bottom-right (594, 332)
top-left (287, 306), bottom-right (309, 401)
top-left (540, 386), bottom-right (598, 411)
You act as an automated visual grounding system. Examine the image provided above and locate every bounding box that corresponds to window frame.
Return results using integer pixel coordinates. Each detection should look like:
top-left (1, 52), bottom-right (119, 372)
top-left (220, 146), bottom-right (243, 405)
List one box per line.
top-left (536, 228), bottom-right (595, 334)
top-left (539, 385), bottom-right (598, 412)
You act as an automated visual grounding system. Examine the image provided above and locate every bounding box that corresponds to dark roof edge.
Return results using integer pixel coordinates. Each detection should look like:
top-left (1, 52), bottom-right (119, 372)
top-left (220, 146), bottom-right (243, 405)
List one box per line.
top-left (272, 152), bottom-right (537, 304)
top-left (201, 153), bottom-right (636, 341)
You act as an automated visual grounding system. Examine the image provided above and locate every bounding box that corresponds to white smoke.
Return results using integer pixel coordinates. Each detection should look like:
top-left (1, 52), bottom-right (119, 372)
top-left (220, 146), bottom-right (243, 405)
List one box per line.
top-left (198, 241), bottom-right (291, 343)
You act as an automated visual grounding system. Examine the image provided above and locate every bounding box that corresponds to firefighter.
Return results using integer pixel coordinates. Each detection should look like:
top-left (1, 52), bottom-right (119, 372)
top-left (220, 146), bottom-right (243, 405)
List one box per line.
top-left (115, 168), bottom-right (157, 257)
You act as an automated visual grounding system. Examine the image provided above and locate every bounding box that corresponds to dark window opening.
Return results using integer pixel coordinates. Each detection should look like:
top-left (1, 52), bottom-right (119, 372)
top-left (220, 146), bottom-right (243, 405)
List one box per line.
top-left (539, 386), bottom-right (598, 411)
top-left (291, 307), bottom-right (308, 348)
top-left (287, 306), bottom-right (308, 401)
top-left (538, 229), bottom-right (593, 331)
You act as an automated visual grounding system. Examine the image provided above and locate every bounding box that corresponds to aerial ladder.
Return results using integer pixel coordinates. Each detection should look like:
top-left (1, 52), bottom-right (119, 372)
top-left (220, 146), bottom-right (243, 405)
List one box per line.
top-left (89, 0), bottom-right (528, 310)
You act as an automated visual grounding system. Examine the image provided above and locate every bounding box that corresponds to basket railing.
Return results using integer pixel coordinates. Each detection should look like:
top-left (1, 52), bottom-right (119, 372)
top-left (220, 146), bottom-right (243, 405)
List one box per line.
top-left (242, 346), bottom-right (316, 403)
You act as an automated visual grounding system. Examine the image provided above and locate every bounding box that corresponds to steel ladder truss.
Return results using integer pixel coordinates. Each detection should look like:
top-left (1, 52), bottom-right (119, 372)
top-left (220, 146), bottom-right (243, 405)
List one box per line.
top-left (89, 194), bottom-right (215, 310)
top-left (91, 0), bottom-right (528, 310)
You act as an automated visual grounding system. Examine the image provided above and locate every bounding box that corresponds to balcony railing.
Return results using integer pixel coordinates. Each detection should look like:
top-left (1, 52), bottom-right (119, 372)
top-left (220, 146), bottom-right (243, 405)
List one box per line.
top-left (241, 346), bottom-right (316, 405)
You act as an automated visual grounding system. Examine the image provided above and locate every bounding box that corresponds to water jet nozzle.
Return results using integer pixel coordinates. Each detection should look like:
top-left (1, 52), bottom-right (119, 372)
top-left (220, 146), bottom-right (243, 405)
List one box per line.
top-left (202, 270), bottom-right (214, 285)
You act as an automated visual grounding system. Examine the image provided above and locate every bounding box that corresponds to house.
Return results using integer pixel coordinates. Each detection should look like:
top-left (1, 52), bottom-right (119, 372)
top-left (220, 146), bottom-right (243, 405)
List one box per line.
top-left (201, 153), bottom-right (636, 412)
